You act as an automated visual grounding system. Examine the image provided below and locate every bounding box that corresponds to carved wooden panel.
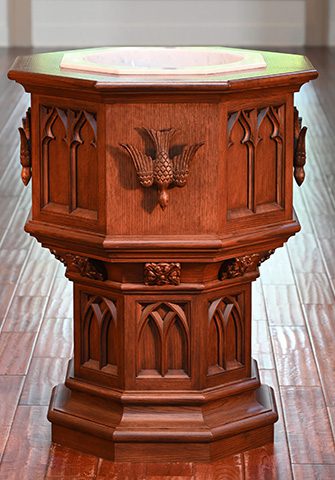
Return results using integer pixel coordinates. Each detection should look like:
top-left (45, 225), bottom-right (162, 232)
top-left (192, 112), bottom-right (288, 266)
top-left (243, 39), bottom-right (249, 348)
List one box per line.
top-left (137, 301), bottom-right (190, 378)
top-left (40, 106), bottom-right (98, 219)
top-left (81, 295), bottom-right (118, 375)
top-left (106, 102), bottom-right (220, 236)
top-left (227, 104), bottom-right (284, 219)
top-left (207, 295), bottom-right (244, 375)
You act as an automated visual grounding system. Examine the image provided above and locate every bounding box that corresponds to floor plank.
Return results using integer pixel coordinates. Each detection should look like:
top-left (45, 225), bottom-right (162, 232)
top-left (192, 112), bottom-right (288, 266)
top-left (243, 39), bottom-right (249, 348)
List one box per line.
top-left (270, 326), bottom-right (320, 386)
top-left (0, 332), bottom-right (36, 375)
top-left (0, 376), bottom-right (24, 460)
top-left (0, 406), bottom-right (50, 480)
top-left (303, 305), bottom-right (335, 406)
top-left (281, 386), bottom-right (335, 464)
top-left (292, 464), bottom-right (335, 480)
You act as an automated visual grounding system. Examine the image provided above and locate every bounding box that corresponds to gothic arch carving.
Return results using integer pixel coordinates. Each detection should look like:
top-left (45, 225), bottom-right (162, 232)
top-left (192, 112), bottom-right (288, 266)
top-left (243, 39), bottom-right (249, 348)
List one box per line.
top-left (228, 110), bottom-right (256, 212)
top-left (137, 301), bottom-right (190, 377)
top-left (208, 295), bottom-right (244, 375)
top-left (82, 295), bottom-right (118, 373)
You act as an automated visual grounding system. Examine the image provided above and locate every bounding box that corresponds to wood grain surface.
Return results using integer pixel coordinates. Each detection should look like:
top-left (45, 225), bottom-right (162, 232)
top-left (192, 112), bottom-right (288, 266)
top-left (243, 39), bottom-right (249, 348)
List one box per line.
top-left (0, 46), bottom-right (334, 478)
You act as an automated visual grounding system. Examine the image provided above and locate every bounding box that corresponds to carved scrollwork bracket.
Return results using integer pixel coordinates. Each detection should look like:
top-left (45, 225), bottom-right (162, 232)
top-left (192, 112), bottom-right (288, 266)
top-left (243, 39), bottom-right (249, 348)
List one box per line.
top-left (219, 250), bottom-right (274, 280)
top-left (50, 250), bottom-right (107, 281)
top-left (19, 107), bottom-right (32, 186)
top-left (121, 128), bottom-right (204, 210)
top-left (144, 262), bottom-right (181, 286)
top-left (294, 107), bottom-right (307, 186)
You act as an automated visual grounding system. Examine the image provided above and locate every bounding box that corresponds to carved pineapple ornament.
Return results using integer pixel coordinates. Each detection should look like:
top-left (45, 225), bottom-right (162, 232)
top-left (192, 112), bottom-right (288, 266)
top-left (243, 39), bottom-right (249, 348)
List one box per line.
top-left (121, 128), bottom-right (204, 209)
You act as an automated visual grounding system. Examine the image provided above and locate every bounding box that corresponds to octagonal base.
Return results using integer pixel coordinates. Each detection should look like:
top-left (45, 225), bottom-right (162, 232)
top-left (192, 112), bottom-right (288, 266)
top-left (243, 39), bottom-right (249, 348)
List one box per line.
top-left (48, 359), bottom-right (277, 462)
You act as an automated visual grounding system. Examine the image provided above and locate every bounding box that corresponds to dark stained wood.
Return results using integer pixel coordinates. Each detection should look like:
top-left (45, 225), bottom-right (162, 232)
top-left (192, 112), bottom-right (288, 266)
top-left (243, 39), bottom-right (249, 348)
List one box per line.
top-left (45, 445), bottom-right (98, 479)
top-left (263, 284), bottom-right (306, 326)
top-left (295, 272), bottom-right (334, 304)
top-left (281, 386), bottom-right (335, 464)
top-left (5, 46), bottom-right (318, 463)
top-left (252, 321), bottom-right (275, 369)
top-left (2, 295), bottom-right (48, 332)
top-left (20, 357), bottom-right (69, 405)
top-left (270, 326), bottom-right (320, 386)
top-left (0, 406), bottom-right (50, 480)
top-left (8, 48), bottom-right (317, 95)
top-left (2, 45), bottom-right (335, 476)
top-left (0, 377), bottom-right (24, 460)
top-left (33, 317), bottom-right (73, 358)
top-left (303, 305), bottom-right (335, 406)
top-left (292, 465), bottom-right (335, 480)
top-left (0, 332), bottom-right (36, 374)
top-left (259, 369), bottom-right (293, 480)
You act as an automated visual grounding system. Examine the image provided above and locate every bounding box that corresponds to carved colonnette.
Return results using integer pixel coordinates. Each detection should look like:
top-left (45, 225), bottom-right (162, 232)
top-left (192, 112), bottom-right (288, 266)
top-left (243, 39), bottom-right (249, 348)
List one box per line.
top-left (9, 48), bottom-right (317, 462)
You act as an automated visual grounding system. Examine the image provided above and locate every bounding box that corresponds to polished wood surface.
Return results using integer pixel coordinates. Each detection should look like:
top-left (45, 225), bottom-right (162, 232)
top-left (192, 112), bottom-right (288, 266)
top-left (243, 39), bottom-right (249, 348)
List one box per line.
top-left (7, 47), bottom-right (318, 463)
top-left (0, 47), bottom-right (333, 477)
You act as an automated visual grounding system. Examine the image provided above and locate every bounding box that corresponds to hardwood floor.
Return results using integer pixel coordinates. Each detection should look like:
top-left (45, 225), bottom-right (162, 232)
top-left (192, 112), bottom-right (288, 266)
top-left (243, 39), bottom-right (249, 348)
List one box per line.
top-left (0, 46), bottom-right (334, 479)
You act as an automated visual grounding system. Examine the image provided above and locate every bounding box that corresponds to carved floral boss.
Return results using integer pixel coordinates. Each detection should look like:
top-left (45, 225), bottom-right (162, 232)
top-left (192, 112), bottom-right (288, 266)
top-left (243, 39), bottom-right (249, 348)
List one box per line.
top-left (121, 128), bottom-right (204, 209)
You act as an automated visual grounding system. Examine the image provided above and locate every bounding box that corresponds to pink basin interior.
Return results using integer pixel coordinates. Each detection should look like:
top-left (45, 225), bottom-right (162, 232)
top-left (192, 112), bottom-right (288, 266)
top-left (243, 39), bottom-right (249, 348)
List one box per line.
top-left (60, 47), bottom-right (267, 76)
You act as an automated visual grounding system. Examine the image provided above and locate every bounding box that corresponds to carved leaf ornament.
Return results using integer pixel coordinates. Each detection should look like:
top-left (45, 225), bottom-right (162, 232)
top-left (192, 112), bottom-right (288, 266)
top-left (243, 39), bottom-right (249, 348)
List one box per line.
top-left (144, 262), bottom-right (181, 286)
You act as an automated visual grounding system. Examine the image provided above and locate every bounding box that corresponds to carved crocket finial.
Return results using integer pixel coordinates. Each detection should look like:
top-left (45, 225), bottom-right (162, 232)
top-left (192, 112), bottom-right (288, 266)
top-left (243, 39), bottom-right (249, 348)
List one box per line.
top-left (19, 107), bottom-right (32, 186)
top-left (293, 107), bottom-right (307, 186)
top-left (120, 128), bottom-right (204, 210)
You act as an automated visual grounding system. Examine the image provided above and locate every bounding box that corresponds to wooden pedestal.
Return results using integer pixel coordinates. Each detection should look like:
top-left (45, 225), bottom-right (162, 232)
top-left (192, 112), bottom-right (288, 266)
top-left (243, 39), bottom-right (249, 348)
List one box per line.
top-left (8, 47), bottom-right (317, 462)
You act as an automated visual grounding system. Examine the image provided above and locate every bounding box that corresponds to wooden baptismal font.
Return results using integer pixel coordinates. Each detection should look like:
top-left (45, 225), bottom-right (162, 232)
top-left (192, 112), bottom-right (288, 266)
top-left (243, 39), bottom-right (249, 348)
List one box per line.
top-left (8, 47), bottom-right (317, 462)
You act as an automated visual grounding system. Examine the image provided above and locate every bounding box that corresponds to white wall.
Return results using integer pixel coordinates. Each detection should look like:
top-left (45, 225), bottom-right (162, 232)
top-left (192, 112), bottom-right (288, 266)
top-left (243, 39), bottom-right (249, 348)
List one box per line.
top-left (330, 0), bottom-right (335, 46)
top-left (31, 0), bottom-right (306, 48)
top-left (1, 0), bottom-right (334, 48)
top-left (0, 0), bottom-right (8, 46)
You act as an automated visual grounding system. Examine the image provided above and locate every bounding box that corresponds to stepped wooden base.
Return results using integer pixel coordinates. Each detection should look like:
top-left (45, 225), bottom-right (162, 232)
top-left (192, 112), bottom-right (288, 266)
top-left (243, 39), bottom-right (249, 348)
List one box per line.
top-left (48, 359), bottom-right (277, 462)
